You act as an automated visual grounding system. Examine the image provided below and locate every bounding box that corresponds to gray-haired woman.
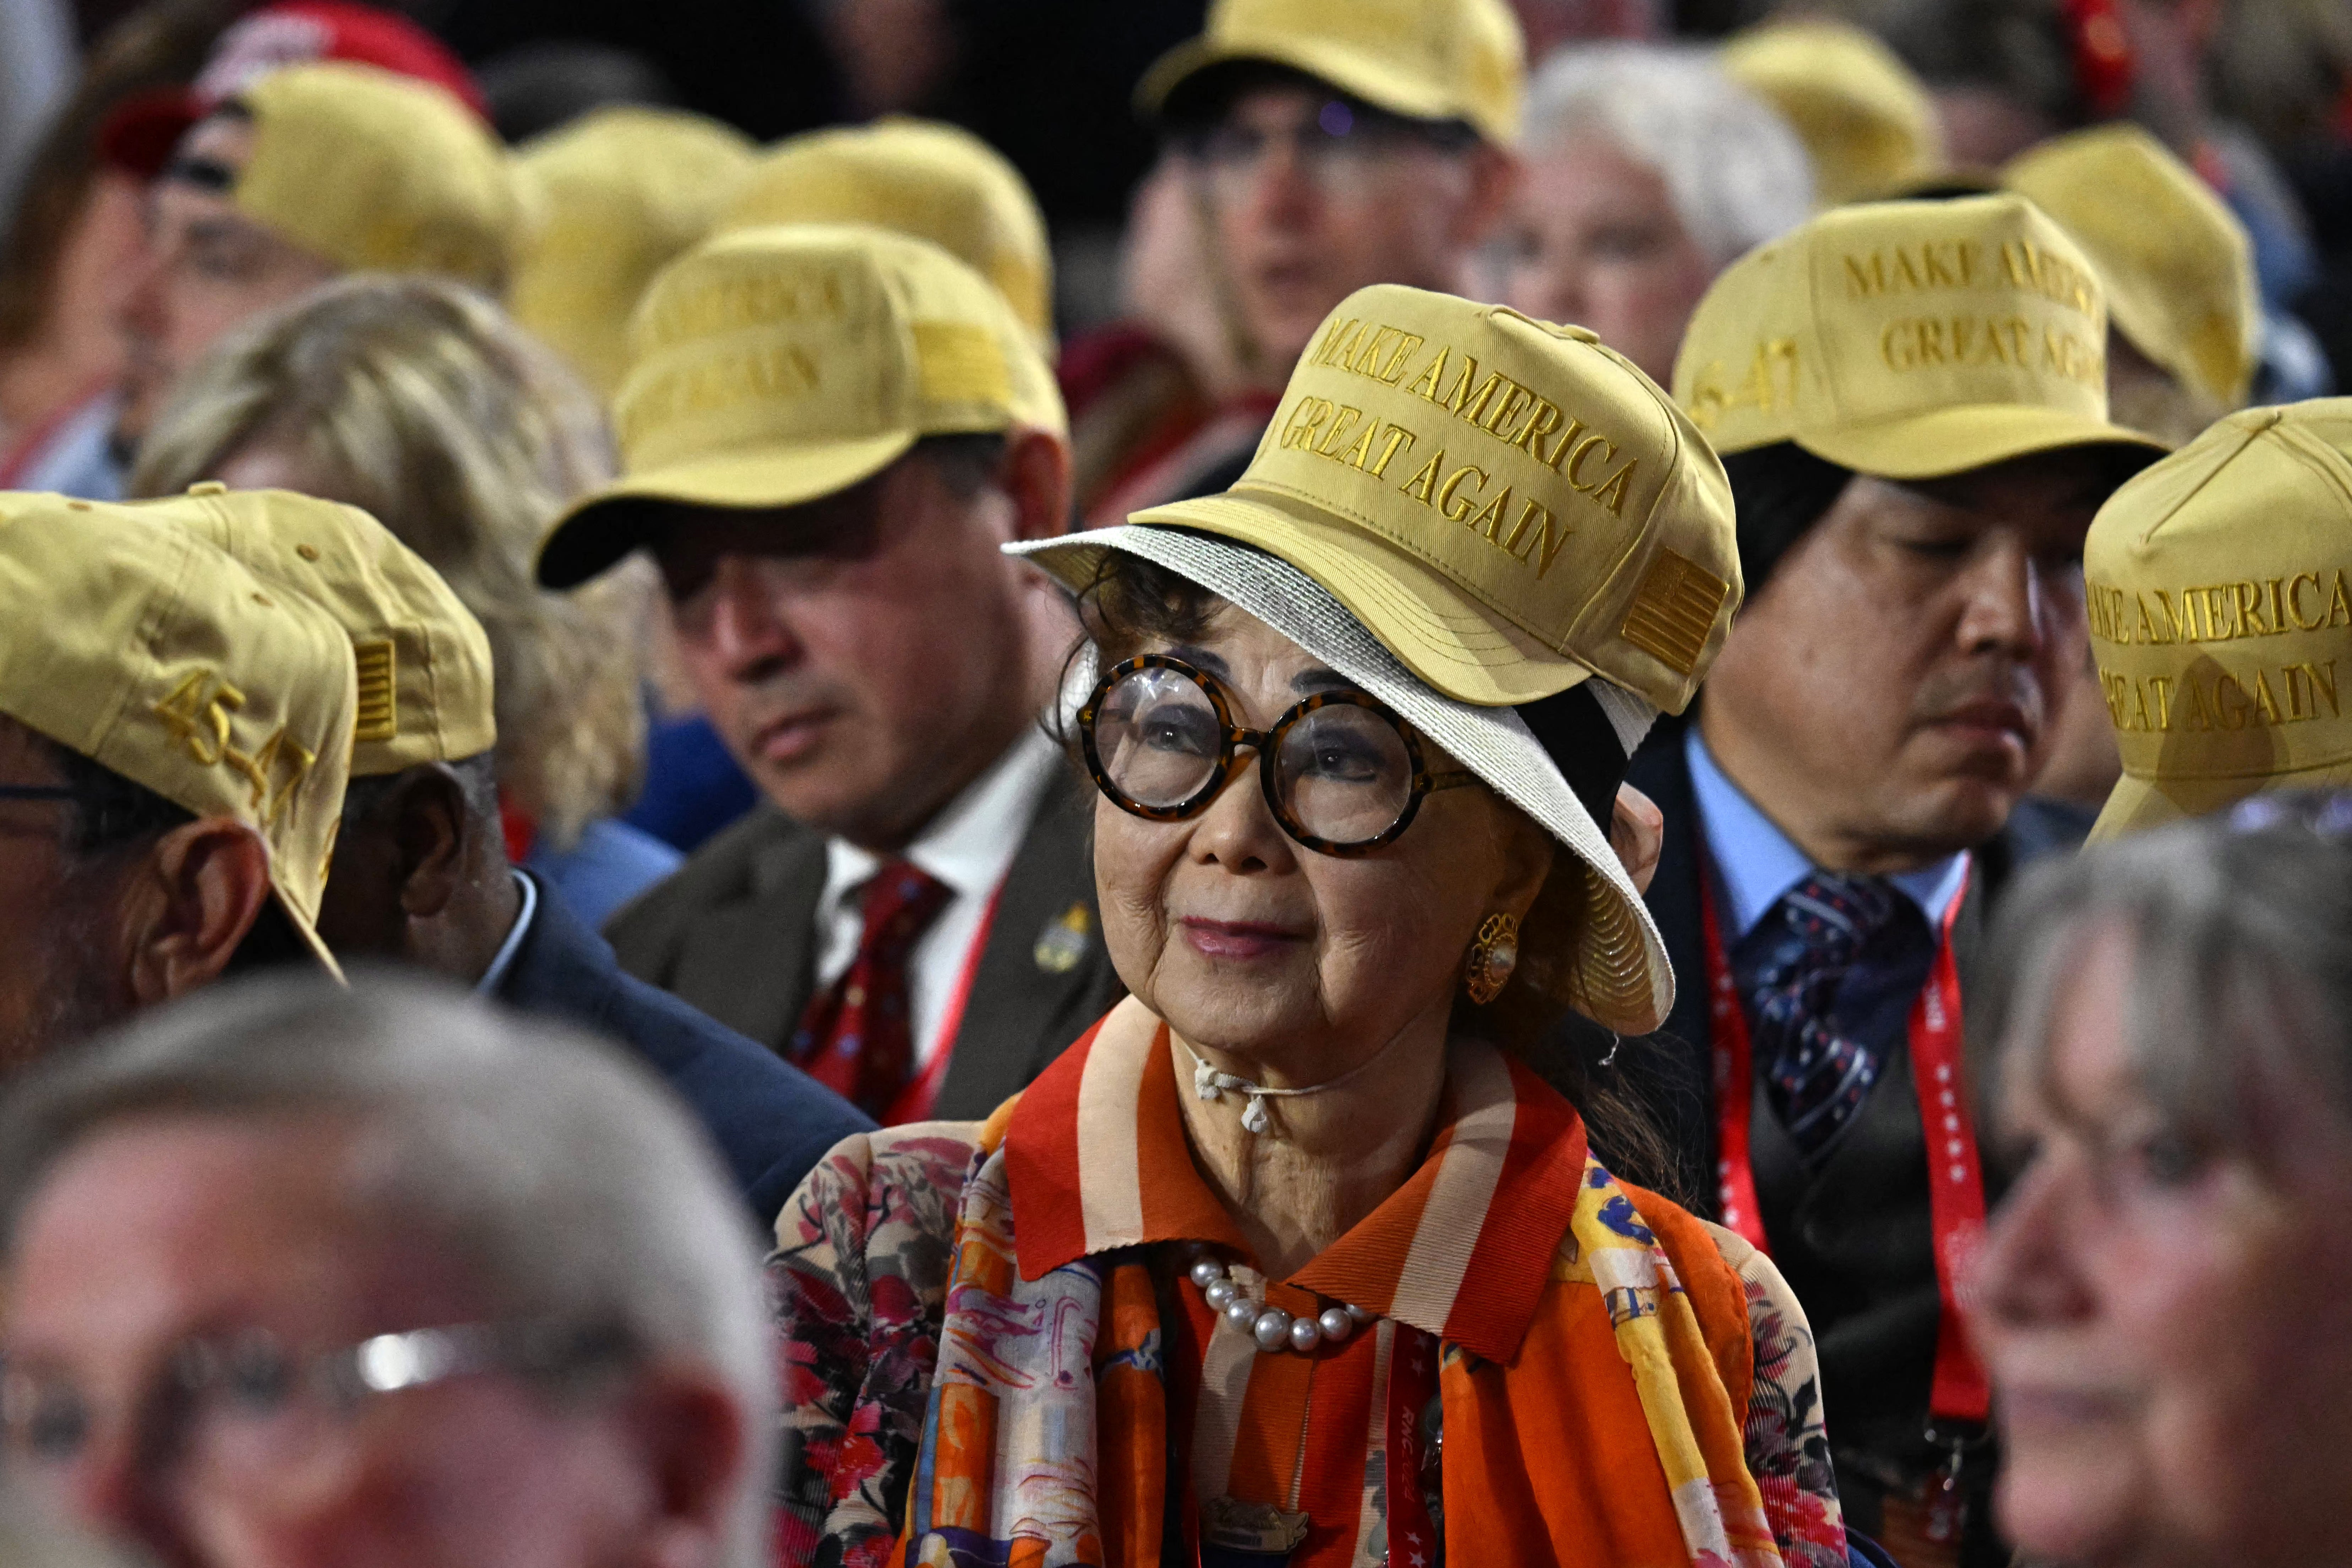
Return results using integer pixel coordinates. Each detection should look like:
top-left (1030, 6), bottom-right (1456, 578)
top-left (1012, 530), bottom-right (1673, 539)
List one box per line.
top-left (771, 284), bottom-right (1859, 1567)
top-left (1972, 795), bottom-right (2352, 1568)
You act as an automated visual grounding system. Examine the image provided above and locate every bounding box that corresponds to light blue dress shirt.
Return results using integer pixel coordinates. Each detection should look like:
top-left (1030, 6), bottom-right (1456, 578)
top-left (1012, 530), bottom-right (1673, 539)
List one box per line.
top-left (1684, 727), bottom-right (1968, 940)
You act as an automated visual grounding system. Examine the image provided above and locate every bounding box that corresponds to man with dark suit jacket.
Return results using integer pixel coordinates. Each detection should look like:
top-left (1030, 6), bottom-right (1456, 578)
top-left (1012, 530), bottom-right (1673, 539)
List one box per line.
top-left (538, 225), bottom-right (1121, 1125)
top-left (1614, 193), bottom-right (2168, 1565)
top-left (154, 486), bottom-right (873, 1225)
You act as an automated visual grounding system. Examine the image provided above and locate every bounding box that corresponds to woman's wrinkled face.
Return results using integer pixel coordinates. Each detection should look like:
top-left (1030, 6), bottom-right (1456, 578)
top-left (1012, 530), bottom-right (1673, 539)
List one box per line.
top-left (1091, 605), bottom-right (1551, 1078)
top-left (1973, 921), bottom-right (2352, 1568)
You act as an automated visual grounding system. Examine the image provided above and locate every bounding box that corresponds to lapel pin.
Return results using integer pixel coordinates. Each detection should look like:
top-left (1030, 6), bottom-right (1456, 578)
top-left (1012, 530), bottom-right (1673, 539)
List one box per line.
top-left (1033, 902), bottom-right (1093, 974)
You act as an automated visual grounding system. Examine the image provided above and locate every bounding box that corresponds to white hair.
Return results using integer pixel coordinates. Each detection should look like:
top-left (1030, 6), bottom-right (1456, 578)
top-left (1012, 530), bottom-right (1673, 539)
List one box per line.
top-left (0, 976), bottom-right (777, 1568)
top-left (1523, 42), bottom-right (1815, 268)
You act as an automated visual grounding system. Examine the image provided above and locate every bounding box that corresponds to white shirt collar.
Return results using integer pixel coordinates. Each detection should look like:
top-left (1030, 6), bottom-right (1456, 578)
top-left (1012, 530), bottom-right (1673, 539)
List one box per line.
top-left (1684, 726), bottom-right (1967, 941)
top-left (818, 727), bottom-right (1065, 922)
top-left (475, 869), bottom-right (539, 994)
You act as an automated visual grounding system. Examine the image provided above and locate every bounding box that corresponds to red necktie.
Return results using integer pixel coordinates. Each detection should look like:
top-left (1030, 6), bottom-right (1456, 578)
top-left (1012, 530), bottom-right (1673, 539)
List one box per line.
top-left (790, 859), bottom-right (953, 1120)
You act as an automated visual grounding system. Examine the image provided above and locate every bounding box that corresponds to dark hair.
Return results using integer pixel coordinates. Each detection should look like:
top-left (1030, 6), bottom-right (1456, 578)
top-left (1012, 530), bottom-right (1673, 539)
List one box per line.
top-left (914, 431), bottom-right (1012, 502)
top-left (41, 736), bottom-right (309, 977)
top-left (1160, 59), bottom-right (1480, 151)
top-left (1721, 441), bottom-right (1855, 596)
top-left (46, 739), bottom-right (194, 857)
top-left (1063, 546), bottom-right (1677, 1188)
top-left (339, 752), bottom-right (502, 835)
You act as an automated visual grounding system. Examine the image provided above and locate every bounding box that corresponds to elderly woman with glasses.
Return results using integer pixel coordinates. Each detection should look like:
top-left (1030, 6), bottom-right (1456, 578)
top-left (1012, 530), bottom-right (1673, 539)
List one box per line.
top-left (771, 287), bottom-right (1855, 1568)
top-left (1971, 795), bottom-right (2352, 1568)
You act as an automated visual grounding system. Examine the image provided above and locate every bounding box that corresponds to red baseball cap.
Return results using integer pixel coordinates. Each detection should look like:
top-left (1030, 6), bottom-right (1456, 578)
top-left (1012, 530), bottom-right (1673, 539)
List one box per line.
top-left (99, 1), bottom-right (486, 178)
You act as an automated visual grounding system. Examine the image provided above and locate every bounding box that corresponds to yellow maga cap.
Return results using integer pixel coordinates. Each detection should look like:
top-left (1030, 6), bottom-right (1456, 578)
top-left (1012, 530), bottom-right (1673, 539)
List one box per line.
top-left (717, 118), bottom-right (1055, 355)
top-left (1673, 192), bottom-right (2166, 480)
top-left (233, 61), bottom-right (517, 292)
top-left (0, 491), bottom-right (358, 976)
top-left (510, 107), bottom-right (756, 396)
top-left (1121, 283), bottom-right (1742, 711)
top-left (1720, 20), bottom-right (1944, 207)
top-left (2085, 401), bottom-right (2352, 840)
top-left (537, 222), bottom-right (1066, 589)
top-left (2003, 123), bottom-right (2259, 412)
top-left (1139, 0), bottom-right (1526, 146)
top-left (163, 482), bottom-right (496, 779)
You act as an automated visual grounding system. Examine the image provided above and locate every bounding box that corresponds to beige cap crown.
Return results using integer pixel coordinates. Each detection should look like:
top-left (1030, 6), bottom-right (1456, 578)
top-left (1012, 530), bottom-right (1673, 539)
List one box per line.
top-left (537, 222), bottom-right (1066, 588)
top-left (1720, 20), bottom-right (1943, 206)
top-left (2003, 123), bottom-right (2259, 412)
top-left (165, 483), bottom-right (496, 779)
top-left (509, 107), bottom-right (757, 396)
top-left (1130, 282), bottom-right (1742, 712)
top-left (0, 490), bottom-right (358, 976)
top-left (1674, 192), bottom-right (2166, 480)
top-left (1139, 0), bottom-right (1526, 146)
top-left (233, 61), bottom-right (517, 292)
top-left (2086, 401), bottom-right (2352, 839)
top-left (717, 119), bottom-right (1056, 353)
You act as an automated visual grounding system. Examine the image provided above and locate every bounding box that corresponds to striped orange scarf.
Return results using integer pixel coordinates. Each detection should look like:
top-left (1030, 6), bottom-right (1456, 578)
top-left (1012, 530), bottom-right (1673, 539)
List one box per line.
top-left (896, 998), bottom-right (1781, 1567)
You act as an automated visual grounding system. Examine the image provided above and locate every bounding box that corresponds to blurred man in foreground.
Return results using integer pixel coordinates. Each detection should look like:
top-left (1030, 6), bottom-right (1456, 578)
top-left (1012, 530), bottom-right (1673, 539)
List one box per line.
top-left (543, 225), bottom-right (1121, 1125)
top-left (143, 478), bottom-right (870, 1220)
top-left (1627, 192), bottom-right (2162, 1564)
top-left (0, 488), bottom-right (356, 1071)
top-left (0, 976), bottom-right (774, 1568)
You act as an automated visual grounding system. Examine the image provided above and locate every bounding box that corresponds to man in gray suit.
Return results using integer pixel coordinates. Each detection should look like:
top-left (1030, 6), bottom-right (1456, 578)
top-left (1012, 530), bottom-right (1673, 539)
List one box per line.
top-left (537, 223), bottom-right (1120, 1124)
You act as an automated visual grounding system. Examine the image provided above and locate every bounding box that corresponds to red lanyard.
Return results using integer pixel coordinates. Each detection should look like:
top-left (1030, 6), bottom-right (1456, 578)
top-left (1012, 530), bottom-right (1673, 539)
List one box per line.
top-left (880, 881), bottom-right (1006, 1125)
top-left (1701, 858), bottom-right (1991, 1427)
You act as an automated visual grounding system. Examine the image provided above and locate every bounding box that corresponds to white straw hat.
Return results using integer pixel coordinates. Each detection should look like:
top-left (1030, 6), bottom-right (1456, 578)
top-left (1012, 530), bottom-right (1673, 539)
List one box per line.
top-left (1010, 523), bottom-right (1675, 1034)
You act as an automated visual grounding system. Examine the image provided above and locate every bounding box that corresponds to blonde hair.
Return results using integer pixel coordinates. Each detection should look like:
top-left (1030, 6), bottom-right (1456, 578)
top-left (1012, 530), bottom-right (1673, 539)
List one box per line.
top-left (131, 274), bottom-right (647, 850)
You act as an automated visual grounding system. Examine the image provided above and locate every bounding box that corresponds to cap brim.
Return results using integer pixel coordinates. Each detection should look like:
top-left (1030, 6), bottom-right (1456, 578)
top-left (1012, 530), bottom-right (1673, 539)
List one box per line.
top-left (1137, 34), bottom-right (1467, 130)
top-left (1013, 522), bottom-right (1673, 1033)
top-left (97, 89), bottom-right (203, 178)
top-left (536, 432), bottom-right (916, 588)
top-left (1793, 404), bottom-right (2170, 481)
top-left (1125, 485), bottom-right (1596, 708)
top-left (2089, 759), bottom-right (2352, 843)
top-left (272, 884), bottom-right (346, 985)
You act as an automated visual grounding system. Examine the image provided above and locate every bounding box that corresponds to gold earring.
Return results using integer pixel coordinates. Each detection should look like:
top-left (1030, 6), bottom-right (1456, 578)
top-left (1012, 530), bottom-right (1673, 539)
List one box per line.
top-left (1464, 913), bottom-right (1520, 1005)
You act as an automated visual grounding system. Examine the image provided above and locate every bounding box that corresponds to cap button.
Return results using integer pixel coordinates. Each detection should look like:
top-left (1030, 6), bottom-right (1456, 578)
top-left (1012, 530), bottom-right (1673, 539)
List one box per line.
top-left (2245, 407), bottom-right (2285, 433)
top-left (187, 480), bottom-right (228, 496)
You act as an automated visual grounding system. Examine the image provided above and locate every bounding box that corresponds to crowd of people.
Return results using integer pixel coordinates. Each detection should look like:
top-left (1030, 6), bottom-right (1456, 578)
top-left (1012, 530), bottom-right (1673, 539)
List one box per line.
top-left (0, 0), bottom-right (2345, 1564)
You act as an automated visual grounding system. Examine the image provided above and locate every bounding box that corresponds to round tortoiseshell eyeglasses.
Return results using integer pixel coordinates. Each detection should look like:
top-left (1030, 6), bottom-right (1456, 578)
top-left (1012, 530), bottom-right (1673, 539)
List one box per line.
top-left (1077, 654), bottom-right (1477, 856)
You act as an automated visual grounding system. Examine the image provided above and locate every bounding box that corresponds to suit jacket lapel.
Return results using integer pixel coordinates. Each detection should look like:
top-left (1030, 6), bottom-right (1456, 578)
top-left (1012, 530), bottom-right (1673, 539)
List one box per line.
top-left (668, 821), bottom-right (828, 1050)
top-left (932, 767), bottom-right (1123, 1120)
top-left (1623, 719), bottom-right (1721, 1207)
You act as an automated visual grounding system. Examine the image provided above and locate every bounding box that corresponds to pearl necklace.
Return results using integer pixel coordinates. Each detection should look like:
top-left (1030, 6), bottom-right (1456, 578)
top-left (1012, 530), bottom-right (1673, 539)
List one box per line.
top-left (1187, 1247), bottom-right (1372, 1354)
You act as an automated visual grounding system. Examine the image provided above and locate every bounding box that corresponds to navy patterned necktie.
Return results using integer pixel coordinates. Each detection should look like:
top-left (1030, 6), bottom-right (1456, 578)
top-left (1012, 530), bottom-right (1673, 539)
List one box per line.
top-left (1732, 873), bottom-right (1925, 1160)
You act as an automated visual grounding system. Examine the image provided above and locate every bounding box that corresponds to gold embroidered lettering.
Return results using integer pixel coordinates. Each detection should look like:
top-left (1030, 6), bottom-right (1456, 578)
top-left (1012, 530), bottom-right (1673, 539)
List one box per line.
top-left (1437, 465), bottom-right (1489, 522)
top-left (1367, 424), bottom-right (1417, 478)
top-left (1399, 452), bottom-right (1444, 505)
top-left (1315, 405), bottom-right (1366, 458)
top-left (1587, 460), bottom-right (1638, 516)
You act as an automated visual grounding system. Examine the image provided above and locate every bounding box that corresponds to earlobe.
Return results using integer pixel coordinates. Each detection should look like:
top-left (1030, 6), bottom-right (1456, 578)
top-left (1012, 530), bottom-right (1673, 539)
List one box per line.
top-left (125, 820), bottom-right (275, 1005)
top-left (1610, 784), bottom-right (1665, 897)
